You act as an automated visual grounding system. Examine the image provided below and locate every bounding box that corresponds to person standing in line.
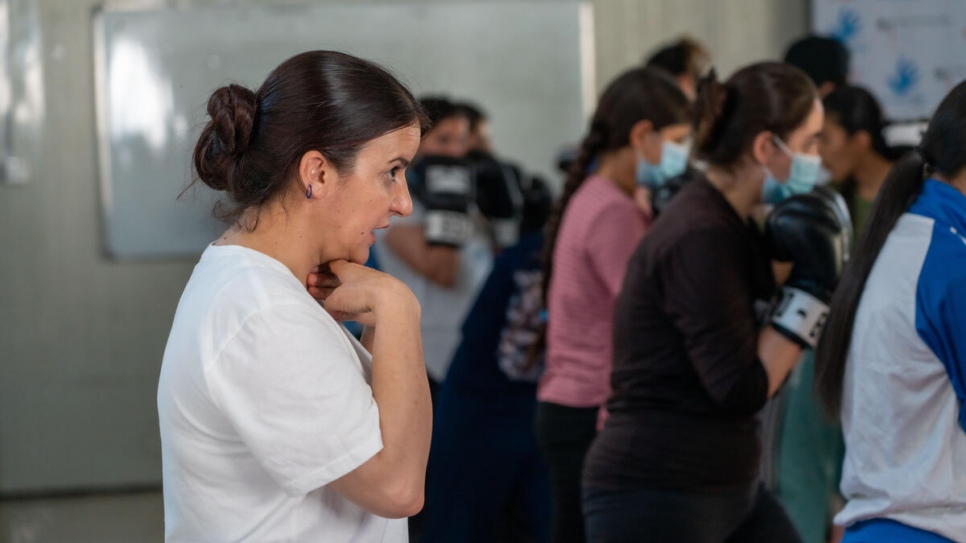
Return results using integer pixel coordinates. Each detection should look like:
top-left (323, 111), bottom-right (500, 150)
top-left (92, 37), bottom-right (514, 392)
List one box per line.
top-left (535, 66), bottom-right (692, 543)
top-left (816, 80), bottom-right (966, 543)
top-left (583, 62), bottom-right (849, 542)
top-left (772, 84), bottom-right (900, 543)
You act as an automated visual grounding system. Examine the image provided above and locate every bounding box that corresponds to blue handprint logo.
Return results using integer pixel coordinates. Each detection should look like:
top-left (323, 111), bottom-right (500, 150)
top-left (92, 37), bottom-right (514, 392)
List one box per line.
top-left (888, 57), bottom-right (919, 97)
top-left (832, 8), bottom-right (861, 44)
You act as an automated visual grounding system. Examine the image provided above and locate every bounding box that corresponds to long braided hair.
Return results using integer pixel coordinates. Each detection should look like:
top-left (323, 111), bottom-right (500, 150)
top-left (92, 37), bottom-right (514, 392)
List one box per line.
top-left (527, 67), bottom-right (690, 366)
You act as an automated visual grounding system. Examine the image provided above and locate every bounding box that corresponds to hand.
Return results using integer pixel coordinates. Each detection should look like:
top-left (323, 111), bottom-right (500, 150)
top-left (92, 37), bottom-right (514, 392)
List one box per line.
top-left (307, 260), bottom-right (417, 327)
top-left (764, 193), bottom-right (848, 348)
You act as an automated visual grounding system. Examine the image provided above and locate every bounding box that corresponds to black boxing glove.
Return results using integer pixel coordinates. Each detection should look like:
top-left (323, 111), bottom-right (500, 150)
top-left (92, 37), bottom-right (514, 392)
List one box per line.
top-left (469, 151), bottom-right (524, 249)
top-left (410, 155), bottom-right (475, 247)
top-left (811, 184), bottom-right (855, 263)
top-left (765, 193), bottom-right (849, 348)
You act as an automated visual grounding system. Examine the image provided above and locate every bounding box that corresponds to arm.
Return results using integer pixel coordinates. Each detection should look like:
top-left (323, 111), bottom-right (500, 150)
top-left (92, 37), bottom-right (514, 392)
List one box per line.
top-left (325, 263), bottom-right (432, 518)
top-left (759, 326), bottom-right (804, 397)
top-left (587, 201), bottom-right (648, 298)
top-left (664, 228), bottom-right (773, 414)
top-left (384, 223), bottom-right (460, 288)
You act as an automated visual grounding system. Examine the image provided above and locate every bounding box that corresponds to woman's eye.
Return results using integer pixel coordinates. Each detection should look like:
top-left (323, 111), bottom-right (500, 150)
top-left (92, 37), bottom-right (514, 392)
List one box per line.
top-left (388, 167), bottom-right (400, 181)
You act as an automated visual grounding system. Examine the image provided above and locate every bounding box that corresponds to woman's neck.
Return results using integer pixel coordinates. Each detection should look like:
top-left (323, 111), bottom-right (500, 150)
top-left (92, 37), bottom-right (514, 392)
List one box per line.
top-left (216, 203), bottom-right (320, 283)
top-left (853, 153), bottom-right (893, 201)
top-left (705, 163), bottom-right (762, 220)
top-left (594, 149), bottom-right (636, 197)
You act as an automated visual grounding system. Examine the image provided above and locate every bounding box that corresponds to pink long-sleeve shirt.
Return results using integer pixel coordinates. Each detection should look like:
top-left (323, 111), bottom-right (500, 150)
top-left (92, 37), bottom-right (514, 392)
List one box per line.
top-left (537, 175), bottom-right (649, 408)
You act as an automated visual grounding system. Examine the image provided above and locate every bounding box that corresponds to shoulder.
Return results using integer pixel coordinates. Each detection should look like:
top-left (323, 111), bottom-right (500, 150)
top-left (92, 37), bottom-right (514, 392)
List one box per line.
top-left (918, 223), bottom-right (966, 309)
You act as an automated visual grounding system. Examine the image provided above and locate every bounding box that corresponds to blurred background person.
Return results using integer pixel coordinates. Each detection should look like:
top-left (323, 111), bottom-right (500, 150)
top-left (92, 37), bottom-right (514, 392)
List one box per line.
top-left (644, 36), bottom-right (712, 100)
top-left (820, 85), bottom-right (901, 244)
top-left (458, 101), bottom-right (528, 253)
top-left (373, 96), bottom-right (492, 398)
top-left (583, 62), bottom-right (848, 542)
top-left (816, 80), bottom-right (966, 543)
top-left (535, 66), bottom-right (691, 543)
top-left (783, 35), bottom-right (850, 98)
top-left (461, 102), bottom-right (495, 156)
top-left (423, 177), bottom-right (554, 543)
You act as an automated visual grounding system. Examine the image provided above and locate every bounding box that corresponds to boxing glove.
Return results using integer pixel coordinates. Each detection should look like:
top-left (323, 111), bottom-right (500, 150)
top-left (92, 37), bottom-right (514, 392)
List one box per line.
top-left (811, 184), bottom-right (854, 264)
top-left (409, 155), bottom-right (475, 247)
top-left (764, 193), bottom-right (849, 348)
top-left (469, 151), bottom-right (524, 249)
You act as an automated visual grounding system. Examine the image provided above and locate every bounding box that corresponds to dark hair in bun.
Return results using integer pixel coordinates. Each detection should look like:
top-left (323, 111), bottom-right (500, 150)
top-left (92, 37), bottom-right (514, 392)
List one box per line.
top-left (190, 50), bottom-right (429, 222)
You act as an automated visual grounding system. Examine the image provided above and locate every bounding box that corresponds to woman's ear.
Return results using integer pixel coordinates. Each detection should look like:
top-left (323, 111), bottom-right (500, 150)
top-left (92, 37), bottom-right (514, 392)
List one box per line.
top-left (853, 130), bottom-right (873, 152)
top-left (298, 151), bottom-right (329, 199)
top-left (629, 119), bottom-right (655, 156)
top-left (751, 131), bottom-right (774, 165)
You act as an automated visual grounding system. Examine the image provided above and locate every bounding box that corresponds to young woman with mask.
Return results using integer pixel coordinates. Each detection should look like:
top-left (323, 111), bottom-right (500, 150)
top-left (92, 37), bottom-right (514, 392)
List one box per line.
top-left (582, 62), bottom-right (847, 542)
top-left (815, 80), bottom-right (966, 543)
top-left (158, 51), bottom-right (431, 542)
top-left (773, 84), bottom-right (897, 543)
top-left (534, 66), bottom-right (691, 543)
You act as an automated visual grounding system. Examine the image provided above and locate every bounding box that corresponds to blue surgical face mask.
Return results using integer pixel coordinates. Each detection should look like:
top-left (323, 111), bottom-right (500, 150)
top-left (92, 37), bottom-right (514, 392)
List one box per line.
top-left (760, 136), bottom-right (822, 203)
top-left (636, 140), bottom-right (690, 189)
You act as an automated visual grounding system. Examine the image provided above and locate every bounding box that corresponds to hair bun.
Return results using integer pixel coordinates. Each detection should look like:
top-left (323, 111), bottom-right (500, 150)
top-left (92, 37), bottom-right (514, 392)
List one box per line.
top-left (193, 84), bottom-right (257, 192)
top-left (207, 84), bottom-right (258, 156)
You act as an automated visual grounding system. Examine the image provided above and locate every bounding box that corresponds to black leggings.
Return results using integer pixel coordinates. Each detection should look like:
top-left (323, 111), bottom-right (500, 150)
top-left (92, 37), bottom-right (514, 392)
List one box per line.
top-left (582, 483), bottom-right (802, 543)
top-left (536, 402), bottom-right (599, 543)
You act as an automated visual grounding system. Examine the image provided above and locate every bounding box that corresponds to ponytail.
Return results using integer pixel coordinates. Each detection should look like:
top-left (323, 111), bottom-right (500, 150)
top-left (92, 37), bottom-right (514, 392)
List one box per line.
top-left (815, 78), bottom-right (966, 416)
top-left (815, 152), bottom-right (927, 415)
top-left (692, 62), bottom-right (816, 169)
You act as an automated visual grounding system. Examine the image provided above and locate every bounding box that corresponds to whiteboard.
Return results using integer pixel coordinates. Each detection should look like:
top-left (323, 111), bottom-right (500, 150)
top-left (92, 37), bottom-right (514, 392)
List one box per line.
top-left (94, 1), bottom-right (595, 259)
top-left (812, 0), bottom-right (966, 122)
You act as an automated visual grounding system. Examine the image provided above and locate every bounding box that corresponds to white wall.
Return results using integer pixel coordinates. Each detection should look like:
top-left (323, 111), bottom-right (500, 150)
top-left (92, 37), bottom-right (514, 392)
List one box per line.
top-left (0, 0), bottom-right (807, 493)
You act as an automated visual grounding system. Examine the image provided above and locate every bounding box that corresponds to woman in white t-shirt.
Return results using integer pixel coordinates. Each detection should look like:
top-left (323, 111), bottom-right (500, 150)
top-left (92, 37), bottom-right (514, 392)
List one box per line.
top-left (157, 50), bottom-right (432, 543)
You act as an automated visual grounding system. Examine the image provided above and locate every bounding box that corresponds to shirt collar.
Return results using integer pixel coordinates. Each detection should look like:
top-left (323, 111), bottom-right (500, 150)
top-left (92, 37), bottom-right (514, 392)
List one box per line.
top-left (910, 178), bottom-right (966, 235)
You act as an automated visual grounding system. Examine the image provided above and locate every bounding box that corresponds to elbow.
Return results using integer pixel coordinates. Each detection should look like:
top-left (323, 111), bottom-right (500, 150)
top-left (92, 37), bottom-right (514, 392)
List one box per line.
top-left (379, 481), bottom-right (424, 519)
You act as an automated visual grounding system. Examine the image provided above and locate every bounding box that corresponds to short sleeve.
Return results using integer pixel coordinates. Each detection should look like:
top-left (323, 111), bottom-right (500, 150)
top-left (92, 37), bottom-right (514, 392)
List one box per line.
top-left (586, 202), bottom-right (648, 297)
top-left (662, 227), bottom-right (769, 415)
top-left (206, 303), bottom-right (383, 496)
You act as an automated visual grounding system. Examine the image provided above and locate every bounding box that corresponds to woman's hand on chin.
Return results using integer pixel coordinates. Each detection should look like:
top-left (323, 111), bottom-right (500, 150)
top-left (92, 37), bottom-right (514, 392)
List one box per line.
top-left (307, 260), bottom-right (418, 328)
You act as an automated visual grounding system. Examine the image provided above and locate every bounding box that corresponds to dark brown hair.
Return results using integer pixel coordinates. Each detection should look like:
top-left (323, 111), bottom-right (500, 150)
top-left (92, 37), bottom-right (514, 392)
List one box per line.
top-left (190, 50), bottom-right (429, 222)
top-left (527, 67), bottom-right (690, 365)
top-left (816, 80), bottom-right (966, 416)
top-left (693, 62), bottom-right (817, 169)
top-left (645, 36), bottom-right (710, 79)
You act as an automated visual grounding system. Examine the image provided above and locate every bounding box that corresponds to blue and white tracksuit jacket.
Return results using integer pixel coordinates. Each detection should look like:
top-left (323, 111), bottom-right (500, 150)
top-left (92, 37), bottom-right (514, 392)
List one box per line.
top-left (837, 179), bottom-right (966, 543)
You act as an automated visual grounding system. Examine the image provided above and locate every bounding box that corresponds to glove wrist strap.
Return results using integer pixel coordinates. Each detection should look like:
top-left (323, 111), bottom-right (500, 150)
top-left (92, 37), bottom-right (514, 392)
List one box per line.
top-left (770, 286), bottom-right (829, 349)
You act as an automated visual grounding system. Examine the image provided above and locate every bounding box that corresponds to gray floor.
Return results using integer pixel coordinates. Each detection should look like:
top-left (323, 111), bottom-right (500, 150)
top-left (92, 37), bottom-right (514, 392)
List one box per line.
top-left (0, 492), bottom-right (163, 543)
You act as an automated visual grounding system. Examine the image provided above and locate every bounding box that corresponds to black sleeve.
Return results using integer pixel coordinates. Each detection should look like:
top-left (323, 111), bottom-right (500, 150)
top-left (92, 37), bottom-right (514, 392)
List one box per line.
top-left (661, 226), bottom-right (769, 415)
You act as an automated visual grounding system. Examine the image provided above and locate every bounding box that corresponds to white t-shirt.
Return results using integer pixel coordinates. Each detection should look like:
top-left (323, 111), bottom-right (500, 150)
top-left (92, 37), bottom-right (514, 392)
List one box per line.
top-left (373, 202), bottom-right (492, 382)
top-left (157, 244), bottom-right (406, 543)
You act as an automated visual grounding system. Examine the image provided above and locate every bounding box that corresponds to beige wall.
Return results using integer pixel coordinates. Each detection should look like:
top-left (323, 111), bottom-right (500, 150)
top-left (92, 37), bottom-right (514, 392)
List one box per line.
top-left (0, 0), bottom-right (808, 493)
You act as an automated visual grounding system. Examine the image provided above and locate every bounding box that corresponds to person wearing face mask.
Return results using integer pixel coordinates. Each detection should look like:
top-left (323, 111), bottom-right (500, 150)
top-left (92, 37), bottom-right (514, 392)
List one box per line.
top-left (768, 84), bottom-right (898, 543)
top-left (582, 63), bottom-right (850, 543)
top-left (533, 66), bottom-right (691, 543)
